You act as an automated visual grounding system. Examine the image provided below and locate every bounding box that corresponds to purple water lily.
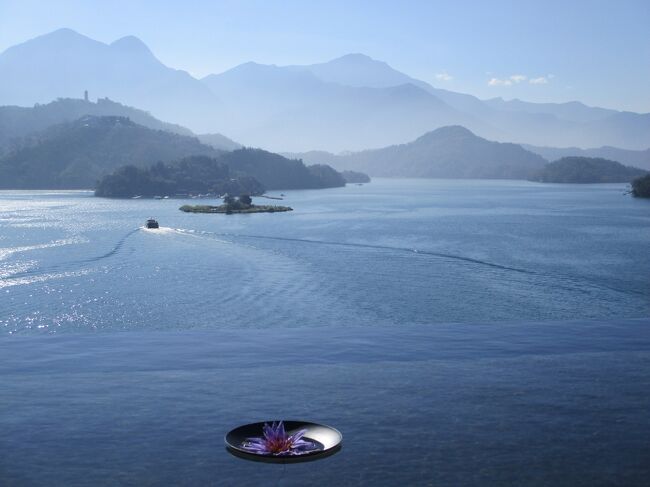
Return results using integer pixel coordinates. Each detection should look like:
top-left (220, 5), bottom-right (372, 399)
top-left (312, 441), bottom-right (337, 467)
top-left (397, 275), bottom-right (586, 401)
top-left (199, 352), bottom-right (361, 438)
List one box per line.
top-left (242, 421), bottom-right (317, 456)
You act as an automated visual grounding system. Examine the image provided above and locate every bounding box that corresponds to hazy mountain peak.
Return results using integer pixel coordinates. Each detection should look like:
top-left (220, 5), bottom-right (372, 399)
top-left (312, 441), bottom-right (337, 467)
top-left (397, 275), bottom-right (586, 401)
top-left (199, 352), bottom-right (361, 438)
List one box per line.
top-left (36, 28), bottom-right (91, 43)
top-left (42, 27), bottom-right (81, 38)
top-left (328, 53), bottom-right (379, 64)
top-left (110, 35), bottom-right (153, 57)
top-left (1, 28), bottom-right (103, 56)
top-left (237, 61), bottom-right (264, 68)
top-left (293, 52), bottom-right (434, 94)
top-left (417, 125), bottom-right (476, 141)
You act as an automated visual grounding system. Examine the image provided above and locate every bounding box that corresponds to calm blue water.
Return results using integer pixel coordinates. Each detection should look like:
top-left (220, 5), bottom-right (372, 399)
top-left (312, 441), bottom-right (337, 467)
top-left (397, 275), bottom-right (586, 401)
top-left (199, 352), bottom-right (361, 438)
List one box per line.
top-left (2, 179), bottom-right (650, 485)
top-left (1, 179), bottom-right (649, 334)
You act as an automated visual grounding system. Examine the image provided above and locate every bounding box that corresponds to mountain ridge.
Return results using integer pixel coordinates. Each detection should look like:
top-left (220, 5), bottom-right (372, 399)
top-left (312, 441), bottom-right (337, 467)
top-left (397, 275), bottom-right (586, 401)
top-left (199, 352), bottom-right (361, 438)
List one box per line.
top-left (1, 29), bottom-right (649, 152)
top-left (0, 97), bottom-right (241, 156)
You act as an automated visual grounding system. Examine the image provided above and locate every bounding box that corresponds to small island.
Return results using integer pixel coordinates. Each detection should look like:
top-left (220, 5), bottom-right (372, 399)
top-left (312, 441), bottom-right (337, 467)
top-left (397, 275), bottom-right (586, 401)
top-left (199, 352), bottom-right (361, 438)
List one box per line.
top-left (180, 194), bottom-right (292, 214)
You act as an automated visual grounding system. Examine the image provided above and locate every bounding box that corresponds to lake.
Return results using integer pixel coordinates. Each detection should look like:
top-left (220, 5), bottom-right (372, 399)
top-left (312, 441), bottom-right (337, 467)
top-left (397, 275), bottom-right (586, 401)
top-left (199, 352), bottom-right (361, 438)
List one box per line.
top-left (1, 179), bottom-right (649, 334)
top-left (1, 179), bottom-right (649, 485)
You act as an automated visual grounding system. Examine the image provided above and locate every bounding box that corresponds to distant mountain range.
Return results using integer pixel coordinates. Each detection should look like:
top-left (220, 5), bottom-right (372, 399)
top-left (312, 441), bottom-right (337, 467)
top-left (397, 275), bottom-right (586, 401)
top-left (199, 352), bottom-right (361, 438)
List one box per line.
top-left (1, 29), bottom-right (648, 153)
top-left (200, 60), bottom-right (479, 152)
top-left (287, 126), bottom-right (548, 180)
top-left (1, 105), bottom-right (643, 189)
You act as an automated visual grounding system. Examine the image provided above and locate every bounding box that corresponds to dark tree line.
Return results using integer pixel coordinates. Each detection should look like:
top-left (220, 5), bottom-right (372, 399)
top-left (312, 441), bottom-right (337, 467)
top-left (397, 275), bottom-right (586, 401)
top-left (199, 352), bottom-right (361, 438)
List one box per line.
top-left (631, 174), bottom-right (650, 198)
top-left (95, 156), bottom-right (264, 197)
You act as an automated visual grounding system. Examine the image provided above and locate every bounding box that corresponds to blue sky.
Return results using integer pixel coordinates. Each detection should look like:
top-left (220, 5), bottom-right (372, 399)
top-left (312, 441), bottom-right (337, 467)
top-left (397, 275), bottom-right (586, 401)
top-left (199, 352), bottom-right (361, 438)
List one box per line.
top-left (1, 0), bottom-right (649, 112)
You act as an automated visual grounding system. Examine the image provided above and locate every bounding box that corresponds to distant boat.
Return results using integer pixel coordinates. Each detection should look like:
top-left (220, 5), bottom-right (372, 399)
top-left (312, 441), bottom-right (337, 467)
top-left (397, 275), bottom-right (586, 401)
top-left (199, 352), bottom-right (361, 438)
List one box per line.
top-left (132, 195), bottom-right (142, 199)
top-left (145, 218), bottom-right (159, 229)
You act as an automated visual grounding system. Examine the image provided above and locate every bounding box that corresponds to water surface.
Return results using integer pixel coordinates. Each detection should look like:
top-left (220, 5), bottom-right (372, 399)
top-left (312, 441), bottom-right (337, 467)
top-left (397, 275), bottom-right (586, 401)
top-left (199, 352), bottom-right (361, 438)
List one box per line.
top-left (2, 180), bottom-right (650, 485)
top-left (1, 179), bottom-right (648, 334)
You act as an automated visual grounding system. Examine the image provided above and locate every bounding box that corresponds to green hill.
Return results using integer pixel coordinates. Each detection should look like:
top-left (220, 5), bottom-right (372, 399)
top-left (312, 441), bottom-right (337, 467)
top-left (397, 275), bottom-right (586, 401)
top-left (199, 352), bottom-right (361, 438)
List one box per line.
top-left (0, 115), bottom-right (217, 188)
top-left (0, 97), bottom-right (192, 156)
top-left (531, 156), bottom-right (647, 183)
top-left (292, 126), bottom-right (547, 180)
top-left (219, 148), bottom-right (345, 190)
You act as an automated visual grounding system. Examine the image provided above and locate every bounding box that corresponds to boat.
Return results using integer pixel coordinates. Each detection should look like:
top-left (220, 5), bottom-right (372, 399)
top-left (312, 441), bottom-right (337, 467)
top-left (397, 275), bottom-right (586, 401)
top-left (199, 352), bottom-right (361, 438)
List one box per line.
top-left (145, 218), bottom-right (159, 229)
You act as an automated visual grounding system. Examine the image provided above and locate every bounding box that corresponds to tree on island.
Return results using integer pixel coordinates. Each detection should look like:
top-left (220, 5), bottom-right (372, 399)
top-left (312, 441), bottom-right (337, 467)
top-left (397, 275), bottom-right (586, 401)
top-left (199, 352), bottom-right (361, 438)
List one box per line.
top-left (222, 193), bottom-right (254, 211)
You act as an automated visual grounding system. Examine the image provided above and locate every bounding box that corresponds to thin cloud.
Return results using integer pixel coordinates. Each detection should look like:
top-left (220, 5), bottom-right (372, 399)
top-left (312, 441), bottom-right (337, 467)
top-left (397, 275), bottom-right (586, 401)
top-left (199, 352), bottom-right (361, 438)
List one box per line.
top-left (435, 71), bottom-right (453, 82)
top-left (488, 77), bottom-right (512, 86)
top-left (488, 74), bottom-right (527, 86)
top-left (488, 73), bottom-right (552, 87)
top-left (529, 76), bottom-right (549, 84)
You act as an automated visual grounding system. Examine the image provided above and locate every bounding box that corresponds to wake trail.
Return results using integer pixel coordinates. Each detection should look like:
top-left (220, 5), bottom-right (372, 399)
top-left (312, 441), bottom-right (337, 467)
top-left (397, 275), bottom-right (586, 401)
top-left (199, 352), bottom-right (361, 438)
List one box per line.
top-left (81, 228), bottom-right (140, 264)
top-left (173, 228), bottom-right (534, 274)
top-left (2, 228), bottom-right (140, 282)
top-left (172, 228), bottom-right (647, 298)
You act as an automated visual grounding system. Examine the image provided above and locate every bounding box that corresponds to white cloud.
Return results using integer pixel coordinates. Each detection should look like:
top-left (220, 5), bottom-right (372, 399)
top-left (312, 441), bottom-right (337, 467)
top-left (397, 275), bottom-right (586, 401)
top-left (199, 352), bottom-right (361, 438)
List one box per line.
top-left (488, 74), bottom-right (527, 86)
top-left (488, 73), bottom-right (553, 87)
top-left (435, 71), bottom-right (453, 82)
top-left (488, 77), bottom-right (513, 86)
top-left (529, 76), bottom-right (549, 84)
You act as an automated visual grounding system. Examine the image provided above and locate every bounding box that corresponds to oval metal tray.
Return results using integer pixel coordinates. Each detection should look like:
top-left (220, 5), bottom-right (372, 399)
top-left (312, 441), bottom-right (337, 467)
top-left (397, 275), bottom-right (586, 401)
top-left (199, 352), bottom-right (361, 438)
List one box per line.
top-left (225, 420), bottom-right (342, 463)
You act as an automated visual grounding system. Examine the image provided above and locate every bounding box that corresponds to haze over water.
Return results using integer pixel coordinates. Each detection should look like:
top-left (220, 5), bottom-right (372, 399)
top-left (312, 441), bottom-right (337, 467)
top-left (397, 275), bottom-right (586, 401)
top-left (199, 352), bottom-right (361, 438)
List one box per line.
top-left (2, 179), bottom-right (648, 335)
